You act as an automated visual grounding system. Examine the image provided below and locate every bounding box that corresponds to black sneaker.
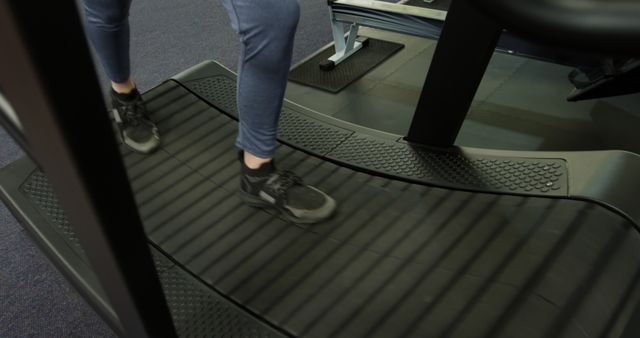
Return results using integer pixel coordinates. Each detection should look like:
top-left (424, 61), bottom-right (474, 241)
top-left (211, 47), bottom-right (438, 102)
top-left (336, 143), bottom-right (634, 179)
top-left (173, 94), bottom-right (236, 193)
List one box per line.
top-left (111, 89), bottom-right (161, 154)
top-left (238, 153), bottom-right (336, 224)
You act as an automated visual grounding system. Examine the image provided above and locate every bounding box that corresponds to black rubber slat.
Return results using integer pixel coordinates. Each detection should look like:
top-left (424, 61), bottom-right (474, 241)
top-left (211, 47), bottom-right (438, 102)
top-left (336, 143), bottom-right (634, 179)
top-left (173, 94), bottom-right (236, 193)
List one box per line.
top-left (288, 38), bottom-right (404, 93)
top-left (21, 171), bottom-right (85, 257)
top-left (404, 0), bottom-right (451, 11)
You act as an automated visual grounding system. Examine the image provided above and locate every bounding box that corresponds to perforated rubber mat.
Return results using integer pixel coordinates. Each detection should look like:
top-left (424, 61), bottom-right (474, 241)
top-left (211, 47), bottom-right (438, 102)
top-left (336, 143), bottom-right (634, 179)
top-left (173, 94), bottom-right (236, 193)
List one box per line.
top-left (289, 38), bottom-right (404, 93)
top-left (7, 65), bottom-right (640, 337)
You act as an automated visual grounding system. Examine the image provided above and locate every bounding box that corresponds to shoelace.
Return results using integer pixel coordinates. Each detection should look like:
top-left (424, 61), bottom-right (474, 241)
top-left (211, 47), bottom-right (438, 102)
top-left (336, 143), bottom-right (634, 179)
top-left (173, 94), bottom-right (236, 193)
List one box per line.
top-left (269, 170), bottom-right (303, 198)
top-left (120, 100), bottom-right (146, 127)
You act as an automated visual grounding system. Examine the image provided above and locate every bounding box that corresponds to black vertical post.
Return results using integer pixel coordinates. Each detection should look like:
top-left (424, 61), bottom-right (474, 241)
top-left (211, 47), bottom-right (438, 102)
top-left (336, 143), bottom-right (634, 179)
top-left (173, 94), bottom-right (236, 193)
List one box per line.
top-left (406, 0), bottom-right (502, 147)
top-left (0, 1), bottom-right (177, 337)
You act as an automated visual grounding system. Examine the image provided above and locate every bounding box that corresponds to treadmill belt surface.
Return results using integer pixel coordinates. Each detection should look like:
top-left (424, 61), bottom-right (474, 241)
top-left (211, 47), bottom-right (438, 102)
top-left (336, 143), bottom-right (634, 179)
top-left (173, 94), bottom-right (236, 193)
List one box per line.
top-left (8, 63), bottom-right (640, 337)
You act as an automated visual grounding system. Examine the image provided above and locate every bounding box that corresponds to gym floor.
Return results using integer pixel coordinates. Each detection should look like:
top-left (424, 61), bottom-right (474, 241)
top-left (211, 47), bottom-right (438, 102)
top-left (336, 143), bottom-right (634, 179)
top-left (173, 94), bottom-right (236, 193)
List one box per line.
top-left (288, 28), bottom-right (640, 153)
top-left (1, 0), bottom-right (638, 336)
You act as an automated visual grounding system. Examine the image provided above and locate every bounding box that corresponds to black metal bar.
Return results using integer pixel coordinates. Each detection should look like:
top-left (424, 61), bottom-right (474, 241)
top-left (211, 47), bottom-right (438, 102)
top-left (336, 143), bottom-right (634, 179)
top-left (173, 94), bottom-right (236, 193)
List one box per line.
top-left (0, 1), bottom-right (177, 337)
top-left (406, 0), bottom-right (502, 147)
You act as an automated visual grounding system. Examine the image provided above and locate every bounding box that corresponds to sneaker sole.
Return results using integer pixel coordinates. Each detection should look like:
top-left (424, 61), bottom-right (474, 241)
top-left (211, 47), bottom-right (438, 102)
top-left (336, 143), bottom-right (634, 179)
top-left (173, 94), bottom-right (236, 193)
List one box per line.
top-left (237, 190), bottom-right (334, 225)
top-left (112, 109), bottom-right (161, 155)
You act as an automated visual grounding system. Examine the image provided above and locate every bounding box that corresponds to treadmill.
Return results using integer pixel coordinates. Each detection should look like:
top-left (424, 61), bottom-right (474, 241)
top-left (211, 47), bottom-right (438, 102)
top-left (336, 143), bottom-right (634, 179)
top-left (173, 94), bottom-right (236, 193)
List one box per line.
top-left (1, 0), bottom-right (640, 337)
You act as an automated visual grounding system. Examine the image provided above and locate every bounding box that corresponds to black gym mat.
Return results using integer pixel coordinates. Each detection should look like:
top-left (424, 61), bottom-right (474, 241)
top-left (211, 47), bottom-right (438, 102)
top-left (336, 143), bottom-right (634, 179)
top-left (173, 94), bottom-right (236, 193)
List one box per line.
top-left (404, 0), bottom-right (451, 11)
top-left (289, 38), bottom-right (404, 93)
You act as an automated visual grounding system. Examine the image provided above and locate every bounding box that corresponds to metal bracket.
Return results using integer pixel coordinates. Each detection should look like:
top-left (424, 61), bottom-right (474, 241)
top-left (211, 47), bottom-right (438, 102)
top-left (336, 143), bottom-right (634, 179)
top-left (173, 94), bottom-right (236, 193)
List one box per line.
top-left (320, 12), bottom-right (367, 71)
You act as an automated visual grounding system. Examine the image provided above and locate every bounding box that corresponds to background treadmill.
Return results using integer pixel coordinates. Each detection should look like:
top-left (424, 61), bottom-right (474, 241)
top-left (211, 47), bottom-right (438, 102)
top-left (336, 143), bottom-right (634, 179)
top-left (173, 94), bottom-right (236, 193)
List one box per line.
top-left (1, 0), bottom-right (640, 337)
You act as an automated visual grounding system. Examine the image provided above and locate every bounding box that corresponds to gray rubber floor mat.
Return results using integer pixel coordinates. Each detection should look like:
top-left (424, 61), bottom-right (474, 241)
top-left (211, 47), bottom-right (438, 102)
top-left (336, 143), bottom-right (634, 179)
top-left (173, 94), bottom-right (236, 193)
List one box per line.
top-left (289, 38), bottom-right (404, 93)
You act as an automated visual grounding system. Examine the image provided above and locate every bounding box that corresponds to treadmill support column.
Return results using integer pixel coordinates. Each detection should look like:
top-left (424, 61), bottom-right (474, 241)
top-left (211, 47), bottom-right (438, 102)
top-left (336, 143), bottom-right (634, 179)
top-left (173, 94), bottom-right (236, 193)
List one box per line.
top-left (406, 0), bottom-right (502, 147)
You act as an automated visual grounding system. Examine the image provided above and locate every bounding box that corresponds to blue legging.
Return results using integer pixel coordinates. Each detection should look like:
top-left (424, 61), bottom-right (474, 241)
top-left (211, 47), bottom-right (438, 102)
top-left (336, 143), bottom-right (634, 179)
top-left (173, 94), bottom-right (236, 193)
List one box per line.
top-left (82, 0), bottom-right (300, 158)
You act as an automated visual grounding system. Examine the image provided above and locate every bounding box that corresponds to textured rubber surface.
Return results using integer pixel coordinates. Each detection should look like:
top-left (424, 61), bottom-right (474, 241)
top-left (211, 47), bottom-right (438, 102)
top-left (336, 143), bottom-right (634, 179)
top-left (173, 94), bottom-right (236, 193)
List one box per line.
top-left (159, 264), bottom-right (281, 338)
top-left (20, 170), bottom-right (171, 274)
top-left (183, 75), bottom-right (238, 118)
top-left (289, 38), bottom-right (404, 93)
top-left (404, 0), bottom-right (451, 11)
top-left (17, 165), bottom-right (282, 337)
top-left (22, 171), bottom-right (85, 256)
top-left (180, 62), bottom-right (569, 197)
top-left (329, 135), bottom-right (566, 194)
top-left (8, 78), bottom-right (640, 337)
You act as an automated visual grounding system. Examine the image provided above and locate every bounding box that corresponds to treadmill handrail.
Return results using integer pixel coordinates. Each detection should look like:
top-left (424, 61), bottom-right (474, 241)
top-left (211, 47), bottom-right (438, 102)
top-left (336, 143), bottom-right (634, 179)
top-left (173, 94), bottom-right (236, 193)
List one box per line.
top-left (466, 0), bottom-right (640, 55)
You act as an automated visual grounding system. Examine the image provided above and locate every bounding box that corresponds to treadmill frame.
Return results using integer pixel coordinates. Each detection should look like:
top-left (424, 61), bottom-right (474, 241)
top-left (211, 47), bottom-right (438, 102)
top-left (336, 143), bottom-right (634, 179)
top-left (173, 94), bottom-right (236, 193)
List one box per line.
top-left (1, 0), bottom-right (640, 336)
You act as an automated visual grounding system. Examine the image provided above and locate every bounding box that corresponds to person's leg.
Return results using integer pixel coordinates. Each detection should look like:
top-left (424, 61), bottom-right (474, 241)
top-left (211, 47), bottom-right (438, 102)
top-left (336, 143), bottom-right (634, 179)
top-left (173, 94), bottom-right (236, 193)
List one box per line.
top-left (221, 0), bottom-right (298, 165)
top-left (83, 0), bottom-right (133, 91)
top-left (222, 0), bottom-right (336, 223)
top-left (82, 0), bottom-right (160, 153)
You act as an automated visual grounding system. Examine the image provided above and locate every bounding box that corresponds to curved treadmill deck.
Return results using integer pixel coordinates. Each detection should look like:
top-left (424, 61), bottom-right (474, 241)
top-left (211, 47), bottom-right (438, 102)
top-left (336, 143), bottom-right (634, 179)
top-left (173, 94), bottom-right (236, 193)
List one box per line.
top-left (2, 61), bottom-right (640, 337)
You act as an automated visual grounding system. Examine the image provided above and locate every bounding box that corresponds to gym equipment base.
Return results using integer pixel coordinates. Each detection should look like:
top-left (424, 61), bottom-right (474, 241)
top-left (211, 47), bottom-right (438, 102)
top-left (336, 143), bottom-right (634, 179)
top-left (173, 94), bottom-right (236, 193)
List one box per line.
top-left (289, 37), bottom-right (404, 93)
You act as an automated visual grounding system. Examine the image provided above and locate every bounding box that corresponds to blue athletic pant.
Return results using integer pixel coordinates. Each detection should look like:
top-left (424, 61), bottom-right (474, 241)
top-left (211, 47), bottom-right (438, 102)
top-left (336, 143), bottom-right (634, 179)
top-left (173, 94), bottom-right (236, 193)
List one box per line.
top-left (82, 0), bottom-right (300, 158)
